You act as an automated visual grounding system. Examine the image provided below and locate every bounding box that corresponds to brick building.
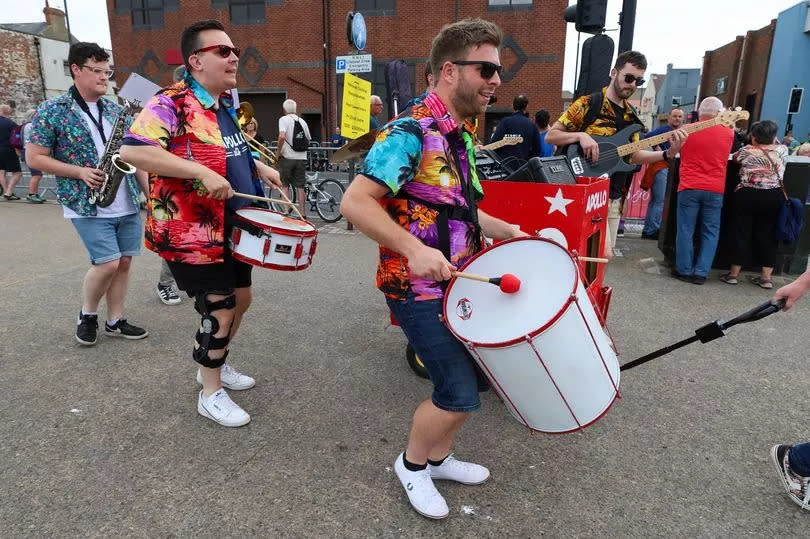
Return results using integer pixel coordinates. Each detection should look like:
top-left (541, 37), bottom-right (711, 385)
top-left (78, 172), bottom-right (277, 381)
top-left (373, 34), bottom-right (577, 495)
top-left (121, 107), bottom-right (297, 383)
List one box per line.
top-left (0, 6), bottom-right (116, 122)
top-left (106, 0), bottom-right (567, 142)
top-left (700, 20), bottom-right (776, 126)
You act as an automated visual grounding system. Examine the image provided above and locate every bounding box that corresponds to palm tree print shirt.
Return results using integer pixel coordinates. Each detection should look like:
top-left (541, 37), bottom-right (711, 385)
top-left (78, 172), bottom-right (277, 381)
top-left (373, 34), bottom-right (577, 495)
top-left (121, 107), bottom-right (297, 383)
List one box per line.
top-left (360, 91), bottom-right (484, 301)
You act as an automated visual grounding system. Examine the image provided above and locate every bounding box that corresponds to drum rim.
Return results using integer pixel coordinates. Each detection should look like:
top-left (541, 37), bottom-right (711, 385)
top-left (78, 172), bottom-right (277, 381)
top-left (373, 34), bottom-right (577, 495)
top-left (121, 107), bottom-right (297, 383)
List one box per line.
top-left (442, 236), bottom-right (579, 348)
top-left (231, 250), bottom-right (314, 272)
top-left (234, 207), bottom-right (318, 238)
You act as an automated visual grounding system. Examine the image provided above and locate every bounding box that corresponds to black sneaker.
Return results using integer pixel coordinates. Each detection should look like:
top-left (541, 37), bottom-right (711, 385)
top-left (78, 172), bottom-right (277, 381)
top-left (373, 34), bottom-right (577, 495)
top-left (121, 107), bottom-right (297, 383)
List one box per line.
top-left (76, 311), bottom-right (98, 346)
top-left (692, 276), bottom-right (707, 285)
top-left (156, 283), bottom-right (182, 305)
top-left (105, 319), bottom-right (149, 340)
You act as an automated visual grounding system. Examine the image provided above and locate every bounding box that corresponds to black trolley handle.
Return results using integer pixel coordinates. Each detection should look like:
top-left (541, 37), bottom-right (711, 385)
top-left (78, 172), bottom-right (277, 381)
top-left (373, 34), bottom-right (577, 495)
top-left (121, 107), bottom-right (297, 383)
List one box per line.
top-left (620, 299), bottom-right (785, 372)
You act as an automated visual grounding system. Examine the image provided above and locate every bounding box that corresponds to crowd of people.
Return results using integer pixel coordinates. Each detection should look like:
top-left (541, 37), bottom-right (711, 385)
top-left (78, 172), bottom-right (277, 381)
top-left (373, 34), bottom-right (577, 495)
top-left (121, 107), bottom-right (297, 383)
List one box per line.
top-left (3, 15), bottom-right (810, 521)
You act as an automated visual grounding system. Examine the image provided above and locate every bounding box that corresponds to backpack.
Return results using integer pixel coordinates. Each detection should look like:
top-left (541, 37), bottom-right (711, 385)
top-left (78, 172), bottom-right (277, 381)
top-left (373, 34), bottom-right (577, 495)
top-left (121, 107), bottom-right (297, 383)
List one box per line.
top-left (9, 123), bottom-right (25, 151)
top-left (288, 116), bottom-right (310, 152)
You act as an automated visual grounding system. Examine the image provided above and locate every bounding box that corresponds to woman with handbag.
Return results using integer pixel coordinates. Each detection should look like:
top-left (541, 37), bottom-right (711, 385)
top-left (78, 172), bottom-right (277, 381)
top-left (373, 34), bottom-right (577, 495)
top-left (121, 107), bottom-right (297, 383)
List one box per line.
top-left (719, 120), bottom-right (788, 289)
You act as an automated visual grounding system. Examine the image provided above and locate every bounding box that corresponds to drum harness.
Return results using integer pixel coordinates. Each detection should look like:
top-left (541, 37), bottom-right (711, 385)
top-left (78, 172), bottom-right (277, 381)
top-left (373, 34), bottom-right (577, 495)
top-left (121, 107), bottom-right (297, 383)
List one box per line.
top-left (394, 129), bottom-right (484, 288)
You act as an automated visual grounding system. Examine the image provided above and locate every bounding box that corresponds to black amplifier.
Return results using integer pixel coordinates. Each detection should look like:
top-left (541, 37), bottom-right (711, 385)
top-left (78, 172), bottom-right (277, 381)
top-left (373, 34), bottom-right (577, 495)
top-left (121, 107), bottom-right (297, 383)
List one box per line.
top-left (504, 156), bottom-right (577, 184)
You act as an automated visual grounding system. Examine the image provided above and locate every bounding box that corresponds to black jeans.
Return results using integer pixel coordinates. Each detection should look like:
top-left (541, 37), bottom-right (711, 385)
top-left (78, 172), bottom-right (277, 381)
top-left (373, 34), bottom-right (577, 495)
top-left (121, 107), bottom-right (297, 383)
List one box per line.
top-left (727, 187), bottom-right (783, 268)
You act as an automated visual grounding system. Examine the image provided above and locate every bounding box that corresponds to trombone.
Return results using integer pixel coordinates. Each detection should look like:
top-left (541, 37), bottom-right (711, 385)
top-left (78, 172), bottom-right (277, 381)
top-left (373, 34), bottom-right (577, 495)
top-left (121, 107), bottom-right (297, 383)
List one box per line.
top-left (236, 101), bottom-right (278, 166)
top-left (236, 101), bottom-right (303, 219)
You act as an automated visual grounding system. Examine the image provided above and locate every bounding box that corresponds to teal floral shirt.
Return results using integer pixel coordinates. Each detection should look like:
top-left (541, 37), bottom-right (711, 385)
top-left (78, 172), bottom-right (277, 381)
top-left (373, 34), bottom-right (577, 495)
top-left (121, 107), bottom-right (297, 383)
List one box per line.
top-left (28, 90), bottom-right (140, 217)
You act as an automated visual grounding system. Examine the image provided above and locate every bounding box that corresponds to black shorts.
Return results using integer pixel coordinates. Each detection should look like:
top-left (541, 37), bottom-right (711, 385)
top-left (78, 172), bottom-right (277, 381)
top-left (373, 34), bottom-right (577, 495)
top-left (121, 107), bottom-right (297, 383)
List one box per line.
top-left (167, 249), bottom-right (253, 295)
top-left (0, 148), bottom-right (21, 172)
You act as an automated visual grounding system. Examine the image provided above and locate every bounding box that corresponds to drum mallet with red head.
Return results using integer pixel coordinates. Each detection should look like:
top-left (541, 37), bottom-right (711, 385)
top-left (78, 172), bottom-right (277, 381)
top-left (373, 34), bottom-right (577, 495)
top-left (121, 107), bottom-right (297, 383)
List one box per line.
top-left (453, 272), bottom-right (521, 293)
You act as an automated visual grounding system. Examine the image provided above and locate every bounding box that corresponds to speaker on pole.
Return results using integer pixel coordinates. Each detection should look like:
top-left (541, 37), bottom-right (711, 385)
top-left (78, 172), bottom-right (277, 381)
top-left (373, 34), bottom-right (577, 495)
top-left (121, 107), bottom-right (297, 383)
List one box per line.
top-left (384, 60), bottom-right (412, 118)
top-left (575, 33), bottom-right (615, 98)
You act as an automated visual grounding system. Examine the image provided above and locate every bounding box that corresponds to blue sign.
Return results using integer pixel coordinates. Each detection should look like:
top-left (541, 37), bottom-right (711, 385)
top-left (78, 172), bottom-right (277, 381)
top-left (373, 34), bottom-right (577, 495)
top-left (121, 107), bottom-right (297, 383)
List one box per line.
top-left (336, 58), bottom-right (347, 72)
top-left (351, 12), bottom-right (367, 51)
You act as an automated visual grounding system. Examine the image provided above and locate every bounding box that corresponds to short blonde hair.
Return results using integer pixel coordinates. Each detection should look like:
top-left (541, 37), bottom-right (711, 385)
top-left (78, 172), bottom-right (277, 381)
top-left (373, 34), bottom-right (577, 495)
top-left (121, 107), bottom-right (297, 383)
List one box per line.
top-left (797, 143), bottom-right (810, 157)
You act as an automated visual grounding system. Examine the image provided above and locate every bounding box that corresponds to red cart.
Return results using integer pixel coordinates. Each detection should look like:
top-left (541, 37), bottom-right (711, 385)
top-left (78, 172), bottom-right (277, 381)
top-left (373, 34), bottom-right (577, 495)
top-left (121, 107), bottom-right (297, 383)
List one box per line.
top-left (395, 177), bottom-right (613, 378)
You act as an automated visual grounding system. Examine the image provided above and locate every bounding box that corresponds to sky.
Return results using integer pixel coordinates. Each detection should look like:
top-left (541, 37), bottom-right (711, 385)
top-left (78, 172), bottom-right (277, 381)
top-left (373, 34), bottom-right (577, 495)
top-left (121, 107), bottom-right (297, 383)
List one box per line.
top-left (0, 0), bottom-right (804, 92)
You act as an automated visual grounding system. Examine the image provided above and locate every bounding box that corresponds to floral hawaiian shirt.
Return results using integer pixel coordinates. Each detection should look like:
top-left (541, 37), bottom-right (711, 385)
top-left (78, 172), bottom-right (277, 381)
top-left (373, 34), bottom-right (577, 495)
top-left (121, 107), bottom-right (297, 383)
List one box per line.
top-left (28, 90), bottom-right (140, 216)
top-left (123, 73), bottom-right (255, 265)
top-left (361, 91), bottom-right (484, 301)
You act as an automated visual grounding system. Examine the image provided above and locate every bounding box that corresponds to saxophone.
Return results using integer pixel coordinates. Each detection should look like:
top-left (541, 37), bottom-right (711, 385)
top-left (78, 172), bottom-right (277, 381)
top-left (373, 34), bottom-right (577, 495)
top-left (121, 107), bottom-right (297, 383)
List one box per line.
top-left (88, 100), bottom-right (137, 207)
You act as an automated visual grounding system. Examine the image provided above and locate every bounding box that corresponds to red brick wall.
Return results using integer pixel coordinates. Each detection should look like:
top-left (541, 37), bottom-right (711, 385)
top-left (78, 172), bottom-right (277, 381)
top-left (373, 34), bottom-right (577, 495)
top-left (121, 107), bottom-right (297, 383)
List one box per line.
top-left (700, 21), bottom-right (775, 124)
top-left (106, 0), bottom-right (567, 139)
top-left (0, 29), bottom-right (45, 121)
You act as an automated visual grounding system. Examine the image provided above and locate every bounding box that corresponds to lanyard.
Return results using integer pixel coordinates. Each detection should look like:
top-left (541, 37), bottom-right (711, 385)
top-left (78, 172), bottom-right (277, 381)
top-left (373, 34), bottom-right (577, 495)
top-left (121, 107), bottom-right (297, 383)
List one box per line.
top-left (70, 86), bottom-right (107, 144)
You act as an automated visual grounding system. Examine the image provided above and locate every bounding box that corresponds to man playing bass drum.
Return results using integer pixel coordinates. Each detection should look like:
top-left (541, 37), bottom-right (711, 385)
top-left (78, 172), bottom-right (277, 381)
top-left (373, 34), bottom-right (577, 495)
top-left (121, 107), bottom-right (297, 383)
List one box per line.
top-left (545, 51), bottom-right (688, 257)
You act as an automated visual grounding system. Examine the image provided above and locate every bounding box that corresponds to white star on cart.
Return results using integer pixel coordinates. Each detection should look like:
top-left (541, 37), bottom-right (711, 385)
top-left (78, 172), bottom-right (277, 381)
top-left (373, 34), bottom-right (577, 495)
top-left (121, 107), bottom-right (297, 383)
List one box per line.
top-left (544, 188), bottom-right (574, 216)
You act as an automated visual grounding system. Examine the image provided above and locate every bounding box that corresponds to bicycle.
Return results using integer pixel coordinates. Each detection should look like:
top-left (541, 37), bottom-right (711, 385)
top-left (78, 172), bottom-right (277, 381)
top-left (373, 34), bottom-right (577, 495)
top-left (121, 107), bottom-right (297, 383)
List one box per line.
top-left (265, 173), bottom-right (345, 223)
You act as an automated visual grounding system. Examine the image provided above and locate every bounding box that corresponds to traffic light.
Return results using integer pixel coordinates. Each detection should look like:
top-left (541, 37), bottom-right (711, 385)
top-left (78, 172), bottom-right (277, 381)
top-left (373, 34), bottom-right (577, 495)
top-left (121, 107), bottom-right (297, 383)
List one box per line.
top-left (564, 0), bottom-right (608, 34)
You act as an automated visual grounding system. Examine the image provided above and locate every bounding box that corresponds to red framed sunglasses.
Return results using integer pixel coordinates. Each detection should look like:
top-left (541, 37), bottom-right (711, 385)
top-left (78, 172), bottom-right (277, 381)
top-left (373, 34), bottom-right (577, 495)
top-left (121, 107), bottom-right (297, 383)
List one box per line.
top-left (193, 45), bottom-right (241, 59)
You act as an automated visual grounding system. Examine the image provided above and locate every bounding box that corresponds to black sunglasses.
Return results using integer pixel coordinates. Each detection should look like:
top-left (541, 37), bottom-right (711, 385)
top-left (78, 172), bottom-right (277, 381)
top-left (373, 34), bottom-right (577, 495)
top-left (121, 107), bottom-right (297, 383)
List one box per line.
top-left (623, 73), bottom-right (645, 86)
top-left (452, 60), bottom-right (503, 80)
top-left (193, 44), bottom-right (241, 59)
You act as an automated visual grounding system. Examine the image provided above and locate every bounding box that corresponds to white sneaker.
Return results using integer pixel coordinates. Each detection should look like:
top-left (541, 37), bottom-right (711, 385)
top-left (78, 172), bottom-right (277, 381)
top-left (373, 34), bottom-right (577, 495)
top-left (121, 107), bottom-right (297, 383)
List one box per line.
top-left (156, 283), bottom-right (181, 305)
top-left (196, 363), bottom-right (256, 390)
top-left (428, 454), bottom-right (490, 485)
top-left (196, 389), bottom-right (250, 427)
top-left (394, 453), bottom-right (449, 519)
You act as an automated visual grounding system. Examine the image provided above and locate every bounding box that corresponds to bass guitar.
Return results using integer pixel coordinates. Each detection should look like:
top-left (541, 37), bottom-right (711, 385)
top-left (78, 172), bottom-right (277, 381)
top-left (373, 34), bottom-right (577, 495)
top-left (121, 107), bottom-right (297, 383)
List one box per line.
top-left (564, 109), bottom-right (749, 177)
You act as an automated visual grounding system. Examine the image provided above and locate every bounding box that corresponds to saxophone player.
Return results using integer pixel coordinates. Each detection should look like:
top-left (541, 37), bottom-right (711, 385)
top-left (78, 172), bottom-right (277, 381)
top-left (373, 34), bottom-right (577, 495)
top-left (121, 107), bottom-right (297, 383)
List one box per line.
top-left (26, 42), bottom-right (149, 346)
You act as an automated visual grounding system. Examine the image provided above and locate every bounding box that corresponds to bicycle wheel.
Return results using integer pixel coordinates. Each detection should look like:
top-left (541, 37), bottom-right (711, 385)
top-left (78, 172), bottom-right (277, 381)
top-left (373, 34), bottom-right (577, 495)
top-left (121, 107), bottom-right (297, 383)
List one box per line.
top-left (313, 179), bottom-right (345, 223)
top-left (265, 185), bottom-right (295, 214)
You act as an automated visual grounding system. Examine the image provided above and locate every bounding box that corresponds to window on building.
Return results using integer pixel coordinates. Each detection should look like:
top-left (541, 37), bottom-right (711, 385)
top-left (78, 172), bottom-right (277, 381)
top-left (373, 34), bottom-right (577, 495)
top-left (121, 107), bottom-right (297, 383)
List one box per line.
top-left (130, 0), bottom-right (165, 29)
top-left (715, 76), bottom-right (728, 95)
top-left (671, 96), bottom-right (682, 107)
top-left (355, 0), bottom-right (395, 15)
top-left (678, 72), bottom-right (688, 88)
top-left (63, 60), bottom-right (71, 77)
top-left (488, 0), bottom-right (534, 10)
top-left (230, 0), bottom-right (265, 24)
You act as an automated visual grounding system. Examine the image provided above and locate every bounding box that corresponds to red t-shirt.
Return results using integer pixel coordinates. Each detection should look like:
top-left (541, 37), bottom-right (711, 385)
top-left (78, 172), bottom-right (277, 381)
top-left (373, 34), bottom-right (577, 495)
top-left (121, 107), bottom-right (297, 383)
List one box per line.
top-left (677, 125), bottom-right (734, 193)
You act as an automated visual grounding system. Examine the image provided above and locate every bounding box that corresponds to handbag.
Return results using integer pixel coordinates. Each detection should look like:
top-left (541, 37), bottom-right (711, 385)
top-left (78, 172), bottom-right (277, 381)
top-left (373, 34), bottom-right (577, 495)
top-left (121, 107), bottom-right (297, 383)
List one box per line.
top-left (763, 149), bottom-right (805, 244)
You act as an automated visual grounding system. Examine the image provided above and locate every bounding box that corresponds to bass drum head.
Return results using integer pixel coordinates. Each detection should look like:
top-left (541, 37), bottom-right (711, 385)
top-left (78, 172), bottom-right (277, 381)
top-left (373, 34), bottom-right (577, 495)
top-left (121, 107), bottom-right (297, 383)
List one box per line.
top-left (444, 237), bottom-right (578, 346)
top-left (235, 207), bottom-right (315, 233)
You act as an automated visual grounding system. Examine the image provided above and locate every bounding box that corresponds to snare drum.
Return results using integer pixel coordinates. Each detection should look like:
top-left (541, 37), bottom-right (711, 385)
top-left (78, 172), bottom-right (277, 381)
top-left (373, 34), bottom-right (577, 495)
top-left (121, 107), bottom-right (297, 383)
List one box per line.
top-left (443, 237), bottom-right (620, 434)
top-left (229, 207), bottom-right (318, 271)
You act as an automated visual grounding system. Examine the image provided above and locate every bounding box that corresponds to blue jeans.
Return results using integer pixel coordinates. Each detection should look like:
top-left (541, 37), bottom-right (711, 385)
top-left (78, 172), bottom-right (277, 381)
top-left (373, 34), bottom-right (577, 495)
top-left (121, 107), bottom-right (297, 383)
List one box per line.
top-left (71, 213), bottom-right (142, 265)
top-left (642, 168), bottom-right (668, 236)
top-left (675, 189), bottom-right (723, 278)
top-left (387, 294), bottom-right (489, 412)
top-left (790, 443), bottom-right (810, 476)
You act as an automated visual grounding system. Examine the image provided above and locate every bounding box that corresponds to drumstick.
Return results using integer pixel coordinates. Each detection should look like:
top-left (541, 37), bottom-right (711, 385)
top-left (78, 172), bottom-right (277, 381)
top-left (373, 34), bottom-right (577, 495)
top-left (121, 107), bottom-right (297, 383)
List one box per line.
top-left (577, 256), bottom-right (609, 263)
top-left (454, 272), bottom-right (521, 293)
top-left (274, 186), bottom-right (305, 220)
top-left (232, 192), bottom-right (305, 220)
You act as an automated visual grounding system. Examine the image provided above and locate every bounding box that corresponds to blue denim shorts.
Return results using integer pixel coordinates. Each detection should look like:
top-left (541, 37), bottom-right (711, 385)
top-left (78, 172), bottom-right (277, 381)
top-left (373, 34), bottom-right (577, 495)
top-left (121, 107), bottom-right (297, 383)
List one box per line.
top-left (71, 212), bottom-right (142, 265)
top-left (387, 294), bottom-right (489, 412)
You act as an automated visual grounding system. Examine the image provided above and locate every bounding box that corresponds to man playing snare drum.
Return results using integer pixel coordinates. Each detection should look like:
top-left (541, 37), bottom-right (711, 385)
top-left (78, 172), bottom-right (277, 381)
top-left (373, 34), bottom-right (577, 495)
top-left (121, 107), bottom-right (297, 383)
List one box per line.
top-left (120, 20), bottom-right (282, 427)
top-left (341, 18), bottom-right (526, 519)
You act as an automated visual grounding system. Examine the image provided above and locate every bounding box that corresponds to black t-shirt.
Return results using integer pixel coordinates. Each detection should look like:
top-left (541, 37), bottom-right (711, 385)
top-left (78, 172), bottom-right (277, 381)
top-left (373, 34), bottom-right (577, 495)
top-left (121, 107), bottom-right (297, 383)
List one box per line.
top-left (217, 105), bottom-right (258, 211)
top-left (607, 101), bottom-right (633, 200)
top-left (0, 116), bottom-right (17, 149)
top-left (492, 112), bottom-right (540, 163)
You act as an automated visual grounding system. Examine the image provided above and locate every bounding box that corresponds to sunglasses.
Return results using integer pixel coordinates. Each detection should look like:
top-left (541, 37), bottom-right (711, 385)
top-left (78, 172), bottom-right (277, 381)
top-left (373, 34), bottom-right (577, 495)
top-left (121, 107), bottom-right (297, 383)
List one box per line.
top-left (452, 60), bottom-right (503, 80)
top-left (79, 65), bottom-right (114, 77)
top-left (193, 44), bottom-right (241, 59)
top-left (622, 73), bottom-right (645, 86)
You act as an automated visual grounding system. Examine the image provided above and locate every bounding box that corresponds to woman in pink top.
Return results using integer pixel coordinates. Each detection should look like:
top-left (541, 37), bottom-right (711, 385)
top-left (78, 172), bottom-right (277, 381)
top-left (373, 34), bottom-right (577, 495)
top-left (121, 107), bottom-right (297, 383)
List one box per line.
top-left (720, 120), bottom-right (788, 289)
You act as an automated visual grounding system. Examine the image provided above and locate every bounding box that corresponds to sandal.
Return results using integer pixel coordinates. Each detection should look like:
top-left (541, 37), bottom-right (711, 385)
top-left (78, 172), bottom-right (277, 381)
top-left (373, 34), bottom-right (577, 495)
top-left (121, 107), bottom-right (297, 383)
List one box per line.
top-left (719, 273), bottom-right (739, 285)
top-left (3, 193), bottom-right (20, 200)
top-left (750, 276), bottom-right (773, 289)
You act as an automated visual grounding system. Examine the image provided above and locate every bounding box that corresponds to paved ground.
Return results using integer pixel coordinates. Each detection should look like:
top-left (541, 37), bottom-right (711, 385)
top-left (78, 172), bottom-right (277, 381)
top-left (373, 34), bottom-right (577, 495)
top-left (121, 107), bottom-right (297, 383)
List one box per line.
top-left (2, 199), bottom-right (810, 537)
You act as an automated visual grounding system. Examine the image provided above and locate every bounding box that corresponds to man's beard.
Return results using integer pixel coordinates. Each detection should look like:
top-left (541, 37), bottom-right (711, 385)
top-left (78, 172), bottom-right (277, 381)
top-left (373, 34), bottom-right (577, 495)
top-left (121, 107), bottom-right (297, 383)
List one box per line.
top-left (612, 78), bottom-right (633, 99)
top-left (451, 77), bottom-right (484, 120)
